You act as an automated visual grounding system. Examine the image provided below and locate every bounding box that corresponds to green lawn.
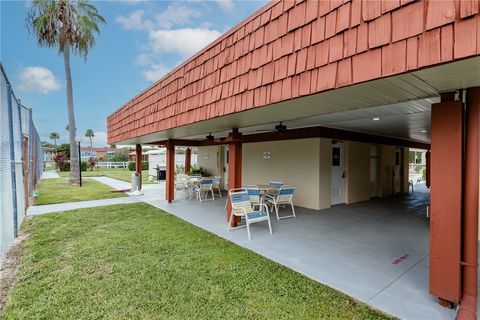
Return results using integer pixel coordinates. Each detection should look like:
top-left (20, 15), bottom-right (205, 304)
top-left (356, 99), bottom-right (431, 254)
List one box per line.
top-left (35, 178), bottom-right (126, 205)
top-left (2, 203), bottom-right (392, 319)
top-left (58, 169), bottom-right (153, 184)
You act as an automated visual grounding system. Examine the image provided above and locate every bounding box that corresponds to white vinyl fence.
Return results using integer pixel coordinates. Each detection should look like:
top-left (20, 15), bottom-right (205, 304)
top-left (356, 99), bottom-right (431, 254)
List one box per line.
top-left (0, 64), bottom-right (43, 264)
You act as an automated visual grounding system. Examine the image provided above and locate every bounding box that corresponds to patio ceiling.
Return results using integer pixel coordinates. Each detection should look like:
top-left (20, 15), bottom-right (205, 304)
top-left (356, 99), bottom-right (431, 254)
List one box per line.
top-left (119, 56), bottom-right (480, 146)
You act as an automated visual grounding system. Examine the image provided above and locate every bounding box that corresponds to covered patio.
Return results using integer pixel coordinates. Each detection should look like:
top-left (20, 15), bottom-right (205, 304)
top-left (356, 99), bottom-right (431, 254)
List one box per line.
top-left (138, 183), bottom-right (454, 319)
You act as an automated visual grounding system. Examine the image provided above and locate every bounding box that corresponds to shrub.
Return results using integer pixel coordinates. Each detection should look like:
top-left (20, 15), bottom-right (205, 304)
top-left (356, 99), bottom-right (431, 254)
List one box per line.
top-left (87, 157), bottom-right (97, 171)
top-left (128, 161), bottom-right (148, 171)
top-left (80, 161), bottom-right (88, 172)
top-left (189, 165), bottom-right (210, 177)
top-left (53, 152), bottom-right (69, 171)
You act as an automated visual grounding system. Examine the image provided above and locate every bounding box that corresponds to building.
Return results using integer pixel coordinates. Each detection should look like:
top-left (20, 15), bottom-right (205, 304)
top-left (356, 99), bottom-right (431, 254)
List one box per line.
top-left (42, 146), bottom-right (55, 169)
top-left (108, 1), bottom-right (480, 318)
top-left (80, 147), bottom-right (120, 161)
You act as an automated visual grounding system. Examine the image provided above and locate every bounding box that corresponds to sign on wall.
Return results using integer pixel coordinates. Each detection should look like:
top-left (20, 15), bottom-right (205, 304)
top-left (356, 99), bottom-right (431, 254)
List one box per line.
top-left (263, 152), bottom-right (271, 160)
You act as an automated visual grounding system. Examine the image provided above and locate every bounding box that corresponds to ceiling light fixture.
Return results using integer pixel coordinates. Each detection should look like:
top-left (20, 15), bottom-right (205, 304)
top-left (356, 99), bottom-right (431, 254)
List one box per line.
top-left (373, 117), bottom-right (380, 121)
top-left (206, 133), bottom-right (214, 141)
top-left (421, 130), bottom-right (427, 133)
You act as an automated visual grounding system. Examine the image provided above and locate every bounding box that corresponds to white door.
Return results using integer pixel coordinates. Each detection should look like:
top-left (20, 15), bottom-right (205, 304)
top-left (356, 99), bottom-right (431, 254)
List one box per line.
top-left (223, 146), bottom-right (228, 190)
top-left (331, 143), bottom-right (345, 205)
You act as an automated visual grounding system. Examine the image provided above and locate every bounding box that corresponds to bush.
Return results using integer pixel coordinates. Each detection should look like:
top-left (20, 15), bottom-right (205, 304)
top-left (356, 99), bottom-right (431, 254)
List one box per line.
top-left (87, 157), bottom-right (97, 171)
top-left (53, 152), bottom-right (69, 171)
top-left (128, 161), bottom-right (148, 171)
top-left (81, 161), bottom-right (88, 172)
top-left (189, 165), bottom-right (210, 177)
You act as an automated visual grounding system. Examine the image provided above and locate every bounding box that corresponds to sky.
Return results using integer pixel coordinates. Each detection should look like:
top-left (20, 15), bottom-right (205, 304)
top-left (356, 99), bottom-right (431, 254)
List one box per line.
top-left (1, 0), bottom-right (266, 147)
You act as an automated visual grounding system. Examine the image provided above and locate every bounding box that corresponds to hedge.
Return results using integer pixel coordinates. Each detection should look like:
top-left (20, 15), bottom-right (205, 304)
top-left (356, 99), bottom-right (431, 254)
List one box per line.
top-left (128, 161), bottom-right (148, 171)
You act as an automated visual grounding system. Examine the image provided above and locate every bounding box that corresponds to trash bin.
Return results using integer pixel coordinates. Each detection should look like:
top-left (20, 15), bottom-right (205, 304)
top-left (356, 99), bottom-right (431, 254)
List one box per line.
top-left (156, 165), bottom-right (166, 181)
top-left (131, 172), bottom-right (140, 192)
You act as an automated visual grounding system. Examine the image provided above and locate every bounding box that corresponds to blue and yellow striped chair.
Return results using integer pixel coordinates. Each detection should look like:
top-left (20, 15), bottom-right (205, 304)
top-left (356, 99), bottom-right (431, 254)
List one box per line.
top-left (264, 185), bottom-right (296, 220)
top-left (228, 188), bottom-right (272, 240)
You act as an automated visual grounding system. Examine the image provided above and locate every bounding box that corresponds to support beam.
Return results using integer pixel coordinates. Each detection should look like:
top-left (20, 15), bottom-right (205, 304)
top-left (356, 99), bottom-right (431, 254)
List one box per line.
top-left (426, 150), bottom-right (431, 188)
top-left (227, 130), bottom-right (242, 226)
top-left (166, 140), bottom-right (175, 203)
top-left (429, 96), bottom-right (463, 305)
top-left (185, 148), bottom-right (191, 174)
top-left (457, 87), bottom-right (480, 320)
top-left (135, 144), bottom-right (142, 190)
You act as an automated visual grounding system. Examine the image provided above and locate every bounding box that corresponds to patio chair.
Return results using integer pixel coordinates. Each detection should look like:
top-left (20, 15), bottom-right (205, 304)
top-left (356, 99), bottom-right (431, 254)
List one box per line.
top-left (264, 185), bottom-right (296, 220)
top-left (228, 188), bottom-right (272, 240)
top-left (193, 178), bottom-right (215, 202)
top-left (266, 181), bottom-right (284, 196)
top-left (212, 176), bottom-right (222, 198)
top-left (245, 185), bottom-right (262, 205)
top-left (175, 174), bottom-right (189, 197)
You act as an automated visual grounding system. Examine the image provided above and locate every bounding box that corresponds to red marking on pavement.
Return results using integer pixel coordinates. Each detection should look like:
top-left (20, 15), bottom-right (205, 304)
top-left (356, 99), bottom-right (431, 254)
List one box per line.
top-left (392, 254), bottom-right (410, 265)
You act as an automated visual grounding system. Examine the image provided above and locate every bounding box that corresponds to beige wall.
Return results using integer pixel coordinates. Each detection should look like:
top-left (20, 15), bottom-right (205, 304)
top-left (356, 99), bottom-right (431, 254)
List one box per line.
top-left (402, 147), bottom-right (410, 193)
top-left (379, 145), bottom-right (396, 197)
top-left (196, 146), bottom-right (222, 176)
top-left (344, 141), bottom-right (371, 204)
top-left (242, 138), bottom-right (322, 210)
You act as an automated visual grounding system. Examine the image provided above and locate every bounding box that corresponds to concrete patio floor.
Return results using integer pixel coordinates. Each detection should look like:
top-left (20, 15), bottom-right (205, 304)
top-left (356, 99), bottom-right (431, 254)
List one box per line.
top-left (130, 183), bottom-right (456, 320)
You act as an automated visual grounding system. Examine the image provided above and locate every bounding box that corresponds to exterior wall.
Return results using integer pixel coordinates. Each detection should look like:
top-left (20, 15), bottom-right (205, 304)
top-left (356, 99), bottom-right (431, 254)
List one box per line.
top-left (242, 138), bottom-right (321, 210)
top-left (197, 146), bottom-right (222, 176)
top-left (345, 141), bottom-right (370, 204)
top-left (108, 0), bottom-right (480, 145)
top-left (379, 145), bottom-right (396, 197)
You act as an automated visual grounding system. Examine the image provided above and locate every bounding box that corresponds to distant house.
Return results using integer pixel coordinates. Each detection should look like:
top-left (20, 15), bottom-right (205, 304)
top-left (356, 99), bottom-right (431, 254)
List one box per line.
top-left (43, 146), bottom-right (55, 169)
top-left (80, 147), bottom-right (120, 161)
top-left (127, 151), bottom-right (149, 162)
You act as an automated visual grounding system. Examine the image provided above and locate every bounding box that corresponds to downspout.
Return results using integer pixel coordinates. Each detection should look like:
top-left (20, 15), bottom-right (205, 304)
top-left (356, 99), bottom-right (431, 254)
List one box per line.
top-left (457, 87), bottom-right (479, 320)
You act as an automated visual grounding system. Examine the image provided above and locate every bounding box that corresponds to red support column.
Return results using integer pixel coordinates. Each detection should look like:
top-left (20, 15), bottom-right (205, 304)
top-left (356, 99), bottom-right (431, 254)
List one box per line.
top-left (166, 140), bottom-right (175, 203)
top-left (430, 95), bottom-right (463, 305)
top-left (227, 130), bottom-right (242, 226)
top-left (135, 144), bottom-right (142, 190)
top-left (426, 150), bottom-right (431, 188)
top-left (185, 147), bottom-right (191, 174)
top-left (457, 87), bottom-right (480, 320)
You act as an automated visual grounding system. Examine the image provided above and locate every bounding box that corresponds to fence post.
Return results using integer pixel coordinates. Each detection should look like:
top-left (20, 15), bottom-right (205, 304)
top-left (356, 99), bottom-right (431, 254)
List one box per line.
top-left (6, 83), bottom-right (18, 236)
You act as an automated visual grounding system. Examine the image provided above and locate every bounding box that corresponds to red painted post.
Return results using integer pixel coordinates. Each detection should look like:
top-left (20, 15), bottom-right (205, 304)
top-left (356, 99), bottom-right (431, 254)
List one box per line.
top-left (185, 147), bottom-right (191, 174)
top-left (429, 97), bottom-right (463, 305)
top-left (457, 87), bottom-right (480, 320)
top-left (135, 144), bottom-right (142, 190)
top-left (227, 130), bottom-right (242, 226)
top-left (166, 140), bottom-right (175, 203)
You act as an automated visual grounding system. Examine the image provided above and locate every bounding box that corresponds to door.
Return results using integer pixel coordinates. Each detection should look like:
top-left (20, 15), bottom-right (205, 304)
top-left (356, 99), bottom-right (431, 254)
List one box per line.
top-left (331, 143), bottom-right (345, 205)
top-left (223, 146), bottom-right (228, 190)
top-left (369, 145), bottom-right (379, 197)
top-left (393, 147), bottom-right (402, 194)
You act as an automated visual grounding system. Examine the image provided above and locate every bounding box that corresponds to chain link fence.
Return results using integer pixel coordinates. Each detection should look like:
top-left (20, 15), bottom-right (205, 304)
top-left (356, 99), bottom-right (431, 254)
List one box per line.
top-left (1, 64), bottom-right (43, 264)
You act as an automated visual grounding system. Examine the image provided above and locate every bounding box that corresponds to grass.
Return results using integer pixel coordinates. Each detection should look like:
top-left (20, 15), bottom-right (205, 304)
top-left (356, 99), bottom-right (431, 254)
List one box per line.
top-left (1, 203), bottom-right (392, 320)
top-left (35, 178), bottom-right (126, 205)
top-left (58, 169), bottom-right (153, 184)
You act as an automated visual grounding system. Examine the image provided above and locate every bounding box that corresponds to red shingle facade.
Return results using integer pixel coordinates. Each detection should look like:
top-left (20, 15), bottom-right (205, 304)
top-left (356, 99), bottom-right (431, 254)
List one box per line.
top-left (108, 0), bottom-right (480, 144)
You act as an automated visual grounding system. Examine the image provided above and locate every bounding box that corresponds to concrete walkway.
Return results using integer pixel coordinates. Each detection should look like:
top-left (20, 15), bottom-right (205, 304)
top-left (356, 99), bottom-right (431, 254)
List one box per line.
top-left (40, 171), bottom-right (59, 179)
top-left (89, 177), bottom-right (131, 190)
top-left (27, 196), bottom-right (142, 215)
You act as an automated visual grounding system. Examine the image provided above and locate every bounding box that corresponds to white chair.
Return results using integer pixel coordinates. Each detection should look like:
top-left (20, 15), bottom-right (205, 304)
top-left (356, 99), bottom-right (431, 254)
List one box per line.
top-left (264, 185), bottom-right (296, 220)
top-left (245, 185), bottom-right (262, 205)
top-left (228, 188), bottom-right (272, 240)
top-left (193, 178), bottom-right (215, 202)
top-left (174, 174), bottom-right (189, 196)
top-left (212, 176), bottom-right (222, 198)
top-left (267, 181), bottom-right (284, 196)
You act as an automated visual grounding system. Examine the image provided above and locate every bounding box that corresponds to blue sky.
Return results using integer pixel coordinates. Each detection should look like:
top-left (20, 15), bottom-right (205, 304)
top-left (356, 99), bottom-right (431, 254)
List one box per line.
top-left (1, 0), bottom-right (266, 146)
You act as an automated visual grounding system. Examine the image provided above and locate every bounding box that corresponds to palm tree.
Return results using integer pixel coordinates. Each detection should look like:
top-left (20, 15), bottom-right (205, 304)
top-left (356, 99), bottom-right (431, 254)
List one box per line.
top-left (49, 132), bottom-right (59, 153)
top-left (28, 0), bottom-right (105, 185)
top-left (65, 124), bottom-right (69, 131)
top-left (85, 129), bottom-right (94, 150)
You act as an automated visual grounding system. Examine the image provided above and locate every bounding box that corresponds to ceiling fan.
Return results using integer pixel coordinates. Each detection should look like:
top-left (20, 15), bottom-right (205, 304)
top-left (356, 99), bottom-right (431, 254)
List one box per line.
top-left (254, 121), bottom-right (288, 133)
top-left (206, 133), bottom-right (214, 140)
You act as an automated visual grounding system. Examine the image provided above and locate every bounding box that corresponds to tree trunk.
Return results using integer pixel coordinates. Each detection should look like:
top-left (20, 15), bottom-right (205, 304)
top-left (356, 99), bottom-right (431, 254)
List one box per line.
top-left (63, 46), bottom-right (80, 184)
top-left (90, 137), bottom-right (92, 150)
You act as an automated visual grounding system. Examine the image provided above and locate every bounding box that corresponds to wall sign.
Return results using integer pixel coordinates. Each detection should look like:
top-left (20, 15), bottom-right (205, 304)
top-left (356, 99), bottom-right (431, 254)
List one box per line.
top-left (263, 152), bottom-right (271, 160)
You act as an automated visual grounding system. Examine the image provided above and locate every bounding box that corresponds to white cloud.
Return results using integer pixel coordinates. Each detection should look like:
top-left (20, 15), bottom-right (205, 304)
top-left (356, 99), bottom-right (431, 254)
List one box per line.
top-left (17, 66), bottom-right (61, 94)
top-left (80, 131), bottom-right (108, 148)
top-left (115, 9), bottom-right (152, 30)
top-left (154, 3), bottom-right (201, 29)
top-left (142, 63), bottom-right (171, 82)
top-left (216, 0), bottom-right (235, 12)
top-left (135, 53), bottom-right (150, 66)
top-left (148, 28), bottom-right (221, 57)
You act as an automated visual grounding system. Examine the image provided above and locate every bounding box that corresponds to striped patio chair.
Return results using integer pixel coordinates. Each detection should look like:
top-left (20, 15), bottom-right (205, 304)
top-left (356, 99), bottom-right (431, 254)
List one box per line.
top-left (228, 188), bottom-right (272, 240)
top-left (264, 185), bottom-right (296, 220)
top-left (245, 185), bottom-right (262, 205)
top-left (193, 178), bottom-right (215, 202)
top-left (212, 176), bottom-right (222, 198)
top-left (267, 181), bottom-right (284, 196)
